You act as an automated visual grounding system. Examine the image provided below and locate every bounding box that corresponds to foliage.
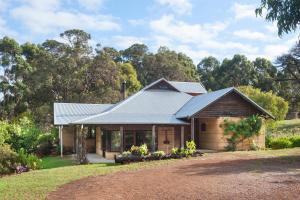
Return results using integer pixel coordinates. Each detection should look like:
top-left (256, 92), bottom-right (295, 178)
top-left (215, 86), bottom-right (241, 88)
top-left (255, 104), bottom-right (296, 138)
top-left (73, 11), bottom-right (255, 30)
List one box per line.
top-left (256, 0), bottom-right (300, 36)
top-left (223, 115), bottom-right (263, 151)
top-left (171, 147), bottom-right (179, 155)
top-left (3, 114), bottom-right (43, 154)
top-left (185, 140), bottom-right (196, 156)
top-left (268, 137), bottom-right (293, 149)
top-left (238, 86), bottom-right (289, 121)
top-left (152, 151), bottom-right (165, 158)
top-left (0, 144), bottom-right (18, 175)
top-left (121, 151), bottom-right (131, 157)
top-left (130, 144), bottom-right (148, 156)
top-left (17, 149), bottom-right (42, 170)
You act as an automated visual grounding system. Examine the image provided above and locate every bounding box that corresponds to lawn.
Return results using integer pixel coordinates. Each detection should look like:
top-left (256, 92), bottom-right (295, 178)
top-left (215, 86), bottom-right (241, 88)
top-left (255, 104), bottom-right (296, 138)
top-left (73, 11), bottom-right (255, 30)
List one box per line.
top-left (1, 148), bottom-right (300, 200)
top-left (41, 156), bottom-right (75, 169)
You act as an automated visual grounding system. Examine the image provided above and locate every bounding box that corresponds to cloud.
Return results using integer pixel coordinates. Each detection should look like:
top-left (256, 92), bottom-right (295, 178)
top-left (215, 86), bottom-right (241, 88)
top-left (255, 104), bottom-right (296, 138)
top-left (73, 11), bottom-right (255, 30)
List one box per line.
top-left (150, 15), bottom-right (227, 44)
top-left (111, 35), bottom-right (147, 49)
top-left (232, 3), bottom-right (256, 20)
top-left (233, 29), bottom-right (267, 40)
top-left (77, 0), bottom-right (105, 11)
top-left (128, 19), bottom-right (145, 26)
top-left (263, 44), bottom-right (290, 59)
top-left (0, 17), bottom-right (18, 38)
top-left (10, 0), bottom-right (121, 34)
top-left (155, 0), bottom-right (192, 15)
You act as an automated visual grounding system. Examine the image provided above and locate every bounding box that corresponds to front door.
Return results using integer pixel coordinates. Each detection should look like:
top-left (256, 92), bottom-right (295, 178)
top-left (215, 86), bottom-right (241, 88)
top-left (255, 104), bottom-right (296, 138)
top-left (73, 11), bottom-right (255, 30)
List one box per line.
top-left (158, 127), bottom-right (175, 154)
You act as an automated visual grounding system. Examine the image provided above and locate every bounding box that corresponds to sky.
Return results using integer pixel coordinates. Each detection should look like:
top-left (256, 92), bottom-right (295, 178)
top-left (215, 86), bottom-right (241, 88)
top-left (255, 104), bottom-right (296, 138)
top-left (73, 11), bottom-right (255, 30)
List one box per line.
top-left (0, 0), bottom-right (298, 64)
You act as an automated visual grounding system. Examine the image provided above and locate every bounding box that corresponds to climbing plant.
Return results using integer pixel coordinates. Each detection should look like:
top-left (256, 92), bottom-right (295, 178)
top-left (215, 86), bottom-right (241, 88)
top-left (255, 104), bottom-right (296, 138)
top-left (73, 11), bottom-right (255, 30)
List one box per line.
top-left (222, 115), bottom-right (263, 151)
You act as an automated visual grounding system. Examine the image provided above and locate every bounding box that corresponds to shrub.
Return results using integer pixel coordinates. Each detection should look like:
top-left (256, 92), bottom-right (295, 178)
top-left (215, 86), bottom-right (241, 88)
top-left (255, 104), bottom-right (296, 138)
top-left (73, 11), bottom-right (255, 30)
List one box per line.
top-left (290, 136), bottom-right (300, 147)
top-left (0, 144), bottom-right (18, 175)
top-left (17, 149), bottom-right (42, 170)
top-left (223, 115), bottom-right (263, 151)
top-left (185, 140), bottom-right (196, 156)
top-left (171, 147), bottom-right (179, 155)
top-left (130, 144), bottom-right (148, 156)
top-left (269, 137), bottom-right (293, 149)
top-left (121, 151), bottom-right (131, 157)
top-left (152, 151), bottom-right (165, 158)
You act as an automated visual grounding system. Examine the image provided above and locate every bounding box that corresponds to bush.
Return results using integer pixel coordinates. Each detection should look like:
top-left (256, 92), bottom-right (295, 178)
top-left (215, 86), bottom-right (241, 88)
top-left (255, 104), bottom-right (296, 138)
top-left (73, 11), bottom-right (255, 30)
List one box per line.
top-left (269, 137), bottom-right (293, 149)
top-left (185, 140), bottom-right (196, 156)
top-left (17, 149), bottom-right (42, 170)
top-left (130, 144), bottom-right (148, 156)
top-left (0, 144), bottom-right (18, 175)
top-left (290, 135), bottom-right (300, 147)
top-left (152, 151), bottom-right (165, 159)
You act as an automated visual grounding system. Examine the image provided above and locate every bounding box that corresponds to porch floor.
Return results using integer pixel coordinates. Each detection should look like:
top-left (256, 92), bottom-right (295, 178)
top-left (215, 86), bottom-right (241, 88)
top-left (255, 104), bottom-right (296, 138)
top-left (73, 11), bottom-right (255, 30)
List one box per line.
top-left (87, 154), bottom-right (115, 163)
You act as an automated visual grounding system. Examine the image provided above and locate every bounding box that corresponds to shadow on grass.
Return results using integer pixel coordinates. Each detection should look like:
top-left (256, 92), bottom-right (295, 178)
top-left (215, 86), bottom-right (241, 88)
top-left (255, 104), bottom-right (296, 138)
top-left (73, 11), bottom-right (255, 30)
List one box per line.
top-left (176, 155), bottom-right (300, 176)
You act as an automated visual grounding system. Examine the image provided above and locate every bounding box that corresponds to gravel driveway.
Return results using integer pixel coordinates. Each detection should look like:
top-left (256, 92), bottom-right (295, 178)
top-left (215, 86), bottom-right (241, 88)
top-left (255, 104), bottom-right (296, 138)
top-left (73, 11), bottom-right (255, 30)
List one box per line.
top-left (47, 152), bottom-right (300, 200)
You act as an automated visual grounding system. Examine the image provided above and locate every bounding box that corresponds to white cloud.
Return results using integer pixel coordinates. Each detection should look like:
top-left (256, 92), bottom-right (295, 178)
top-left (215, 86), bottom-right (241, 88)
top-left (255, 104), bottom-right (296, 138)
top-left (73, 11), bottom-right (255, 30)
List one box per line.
top-left (150, 15), bottom-right (227, 44)
top-left (155, 0), bottom-right (192, 15)
top-left (77, 0), bottom-right (105, 11)
top-left (263, 44), bottom-right (290, 59)
top-left (10, 1), bottom-right (121, 34)
top-left (111, 36), bottom-right (146, 49)
top-left (232, 3), bottom-right (256, 20)
top-left (233, 29), bottom-right (267, 40)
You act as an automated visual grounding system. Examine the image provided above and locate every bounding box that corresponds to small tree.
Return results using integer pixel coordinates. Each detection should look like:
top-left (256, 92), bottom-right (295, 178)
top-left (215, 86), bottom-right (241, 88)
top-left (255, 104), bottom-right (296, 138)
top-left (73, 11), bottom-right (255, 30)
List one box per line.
top-left (222, 115), bottom-right (263, 151)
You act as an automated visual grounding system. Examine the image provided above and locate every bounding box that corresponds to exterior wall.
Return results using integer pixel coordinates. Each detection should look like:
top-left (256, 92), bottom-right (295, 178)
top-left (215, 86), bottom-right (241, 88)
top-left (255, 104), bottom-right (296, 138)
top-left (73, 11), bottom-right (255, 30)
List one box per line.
top-left (195, 92), bottom-right (263, 118)
top-left (62, 126), bottom-right (75, 153)
top-left (157, 127), bottom-right (175, 154)
top-left (198, 117), bottom-right (265, 151)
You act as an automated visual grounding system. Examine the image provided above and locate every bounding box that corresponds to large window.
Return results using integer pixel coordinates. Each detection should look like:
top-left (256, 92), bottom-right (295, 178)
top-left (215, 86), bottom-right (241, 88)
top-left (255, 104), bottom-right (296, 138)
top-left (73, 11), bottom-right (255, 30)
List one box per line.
top-left (124, 131), bottom-right (135, 150)
top-left (136, 130), bottom-right (152, 148)
top-left (103, 130), bottom-right (121, 152)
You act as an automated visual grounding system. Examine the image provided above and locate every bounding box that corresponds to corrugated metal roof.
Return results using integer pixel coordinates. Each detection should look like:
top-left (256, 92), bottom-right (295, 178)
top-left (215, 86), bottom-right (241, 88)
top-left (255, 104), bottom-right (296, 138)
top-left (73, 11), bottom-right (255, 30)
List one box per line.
top-left (73, 89), bottom-right (193, 124)
top-left (169, 81), bottom-right (207, 94)
top-left (54, 103), bottom-right (113, 125)
top-left (176, 87), bottom-right (274, 119)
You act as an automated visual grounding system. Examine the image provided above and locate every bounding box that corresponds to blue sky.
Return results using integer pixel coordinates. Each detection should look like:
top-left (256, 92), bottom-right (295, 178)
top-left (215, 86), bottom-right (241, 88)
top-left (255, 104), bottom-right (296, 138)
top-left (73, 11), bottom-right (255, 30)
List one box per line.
top-left (0, 0), bottom-right (298, 64)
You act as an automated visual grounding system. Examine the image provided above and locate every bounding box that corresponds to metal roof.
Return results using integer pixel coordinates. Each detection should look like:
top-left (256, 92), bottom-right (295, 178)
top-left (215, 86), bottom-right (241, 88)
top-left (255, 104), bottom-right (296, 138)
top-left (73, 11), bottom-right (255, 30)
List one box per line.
top-left (73, 89), bottom-right (193, 124)
top-left (176, 87), bottom-right (274, 119)
top-left (54, 103), bottom-right (113, 125)
top-left (169, 81), bottom-right (207, 94)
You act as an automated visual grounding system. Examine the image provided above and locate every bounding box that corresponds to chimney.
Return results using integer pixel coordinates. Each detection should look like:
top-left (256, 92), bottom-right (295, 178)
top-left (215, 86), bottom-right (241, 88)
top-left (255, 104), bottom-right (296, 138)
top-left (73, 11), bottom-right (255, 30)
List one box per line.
top-left (121, 80), bottom-right (126, 100)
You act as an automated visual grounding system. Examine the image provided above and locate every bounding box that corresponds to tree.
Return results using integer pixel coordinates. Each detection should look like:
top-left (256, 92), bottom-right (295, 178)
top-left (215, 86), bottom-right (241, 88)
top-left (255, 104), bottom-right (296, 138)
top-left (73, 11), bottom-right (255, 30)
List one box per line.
top-left (252, 57), bottom-right (278, 92)
top-left (218, 55), bottom-right (256, 88)
top-left (197, 56), bottom-right (221, 91)
top-left (118, 63), bottom-right (142, 95)
top-left (141, 47), bottom-right (199, 85)
top-left (256, 0), bottom-right (300, 36)
top-left (238, 86), bottom-right (289, 121)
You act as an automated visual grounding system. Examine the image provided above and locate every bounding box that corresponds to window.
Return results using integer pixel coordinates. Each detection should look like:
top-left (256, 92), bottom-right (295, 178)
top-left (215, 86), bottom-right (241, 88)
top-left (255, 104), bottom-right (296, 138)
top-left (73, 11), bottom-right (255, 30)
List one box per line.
top-left (87, 126), bottom-right (96, 139)
top-left (103, 130), bottom-right (121, 152)
top-left (200, 123), bottom-right (206, 132)
top-left (136, 130), bottom-right (152, 148)
top-left (124, 131), bottom-right (135, 150)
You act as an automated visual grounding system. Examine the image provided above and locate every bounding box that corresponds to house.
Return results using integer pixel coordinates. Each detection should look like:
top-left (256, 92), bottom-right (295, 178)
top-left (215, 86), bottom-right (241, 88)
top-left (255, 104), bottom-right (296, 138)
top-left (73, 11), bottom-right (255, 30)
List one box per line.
top-left (54, 78), bottom-right (273, 159)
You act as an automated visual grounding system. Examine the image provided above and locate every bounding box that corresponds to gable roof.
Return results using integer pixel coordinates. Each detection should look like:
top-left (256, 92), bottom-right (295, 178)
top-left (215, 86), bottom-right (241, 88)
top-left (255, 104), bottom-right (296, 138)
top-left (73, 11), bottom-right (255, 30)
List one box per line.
top-left (54, 103), bottom-right (113, 125)
top-left (73, 89), bottom-right (192, 124)
top-left (176, 87), bottom-right (275, 119)
top-left (169, 81), bottom-right (207, 94)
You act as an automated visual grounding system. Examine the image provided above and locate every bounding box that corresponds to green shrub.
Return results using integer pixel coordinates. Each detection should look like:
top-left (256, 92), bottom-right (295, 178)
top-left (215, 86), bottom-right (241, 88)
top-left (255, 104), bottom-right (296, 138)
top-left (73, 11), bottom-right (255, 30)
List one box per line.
top-left (130, 144), bottom-right (148, 156)
top-left (0, 144), bottom-right (18, 175)
top-left (269, 137), bottom-right (293, 149)
top-left (185, 140), bottom-right (196, 156)
top-left (289, 136), bottom-right (300, 147)
top-left (17, 149), bottom-right (42, 170)
top-left (153, 151), bottom-right (165, 158)
top-left (171, 147), bottom-right (179, 155)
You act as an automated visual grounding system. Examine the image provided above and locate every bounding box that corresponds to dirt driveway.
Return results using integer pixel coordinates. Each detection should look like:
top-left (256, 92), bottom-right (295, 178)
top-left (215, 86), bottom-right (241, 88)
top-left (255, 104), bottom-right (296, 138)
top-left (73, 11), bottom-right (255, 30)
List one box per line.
top-left (47, 151), bottom-right (300, 200)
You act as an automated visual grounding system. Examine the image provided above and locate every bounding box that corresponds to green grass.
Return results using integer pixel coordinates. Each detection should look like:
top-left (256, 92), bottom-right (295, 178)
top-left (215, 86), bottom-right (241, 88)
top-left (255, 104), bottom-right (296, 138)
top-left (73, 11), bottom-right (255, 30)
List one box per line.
top-left (0, 158), bottom-right (174, 200)
top-left (41, 156), bottom-right (75, 169)
top-left (267, 119), bottom-right (300, 138)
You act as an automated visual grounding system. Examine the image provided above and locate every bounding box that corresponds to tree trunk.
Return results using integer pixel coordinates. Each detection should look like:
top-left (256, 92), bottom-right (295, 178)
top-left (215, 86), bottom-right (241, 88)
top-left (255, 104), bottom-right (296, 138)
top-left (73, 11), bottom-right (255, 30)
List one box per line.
top-left (76, 125), bottom-right (88, 164)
